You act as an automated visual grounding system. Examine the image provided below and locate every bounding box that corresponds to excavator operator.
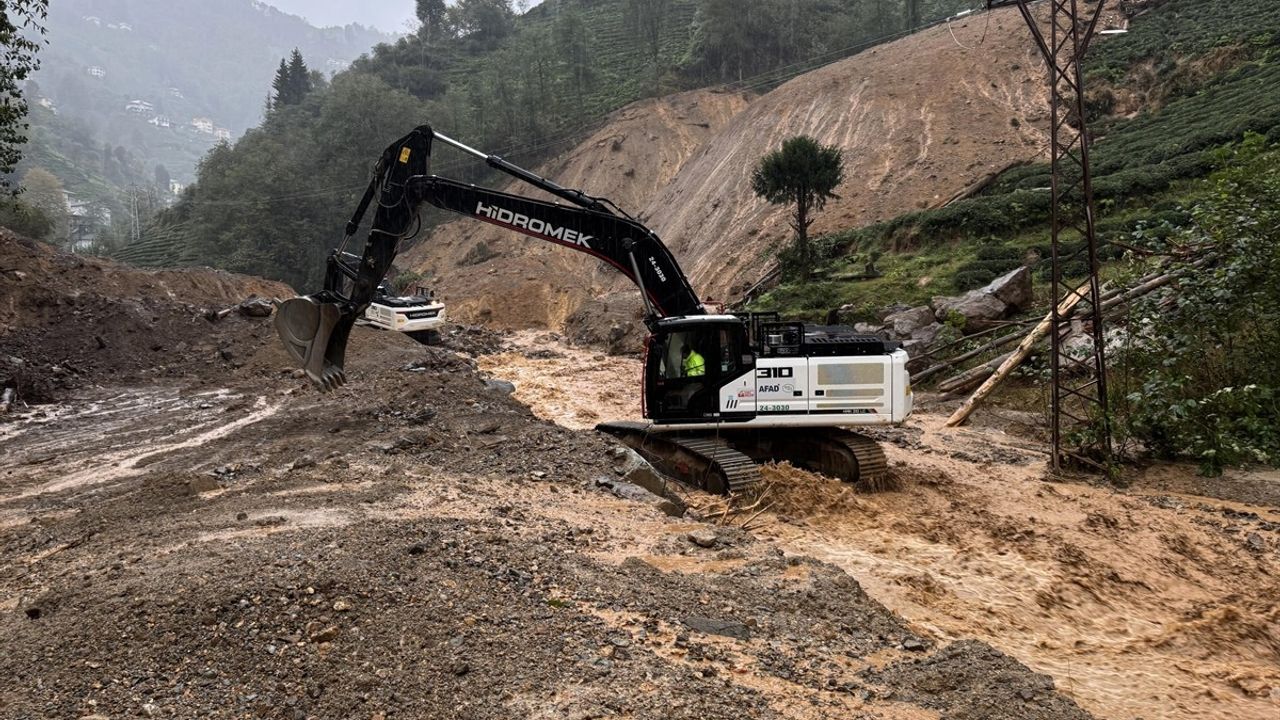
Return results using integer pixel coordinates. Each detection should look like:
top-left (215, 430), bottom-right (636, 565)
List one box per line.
top-left (681, 345), bottom-right (706, 377)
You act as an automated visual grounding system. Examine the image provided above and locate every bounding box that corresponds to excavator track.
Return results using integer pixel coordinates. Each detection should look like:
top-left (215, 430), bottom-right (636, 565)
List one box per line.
top-left (597, 423), bottom-right (891, 495)
top-left (597, 422), bottom-right (761, 495)
top-left (815, 428), bottom-right (890, 489)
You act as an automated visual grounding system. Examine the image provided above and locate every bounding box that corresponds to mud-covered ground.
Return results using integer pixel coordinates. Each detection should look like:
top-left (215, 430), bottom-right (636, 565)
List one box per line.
top-left (1, 241), bottom-right (1093, 719)
top-left (480, 338), bottom-right (1280, 720)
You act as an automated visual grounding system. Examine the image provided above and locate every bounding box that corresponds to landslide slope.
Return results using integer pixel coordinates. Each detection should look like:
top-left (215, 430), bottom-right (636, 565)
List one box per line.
top-left (409, 6), bottom-right (1051, 331)
top-left (651, 5), bottom-right (1050, 300)
top-left (402, 88), bottom-right (751, 330)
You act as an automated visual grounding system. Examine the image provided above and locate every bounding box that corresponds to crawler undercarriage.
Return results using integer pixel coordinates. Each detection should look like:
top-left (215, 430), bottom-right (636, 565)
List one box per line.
top-left (598, 422), bottom-right (889, 494)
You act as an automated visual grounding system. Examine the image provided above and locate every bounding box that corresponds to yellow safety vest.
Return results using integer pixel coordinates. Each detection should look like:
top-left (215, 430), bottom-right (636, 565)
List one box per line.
top-left (683, 350), bottom-right (705, 377)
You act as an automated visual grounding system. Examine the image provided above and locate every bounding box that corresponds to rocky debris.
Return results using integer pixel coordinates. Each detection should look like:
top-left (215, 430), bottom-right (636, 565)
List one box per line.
top-left (439, 325), bottom-right (507, 356)
top-left (862, 640), bottom-right (1092, 719)
top-left (236, 297), bottom-right (275, 317)
top-left (845, 268), bottom-right (1034, 351)
top-left (686, 528), bottom-right (719, 548)
top-left (933, 266), bottom-right (1033, 333)
top-left (683, 616), bottom-right (752, 641)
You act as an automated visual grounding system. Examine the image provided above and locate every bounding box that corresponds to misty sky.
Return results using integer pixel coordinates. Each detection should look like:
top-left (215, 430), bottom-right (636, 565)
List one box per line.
top-left (266, 1), bottom-right (418, 32)
top-left (266, 1), bottom-right (545, 33)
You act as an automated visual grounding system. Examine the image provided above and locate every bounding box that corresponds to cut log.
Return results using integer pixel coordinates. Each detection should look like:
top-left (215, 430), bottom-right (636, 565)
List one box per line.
top-left (0, 387), bottom-right (15, 414)
top-left (946, 280), bottom-right (1094, 428)
top-left (936, 352), bottom-right (1015, 394)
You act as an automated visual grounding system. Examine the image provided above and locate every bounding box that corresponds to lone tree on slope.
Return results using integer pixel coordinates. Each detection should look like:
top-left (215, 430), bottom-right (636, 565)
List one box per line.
top-left (751, 135), bottom-right (844, 282)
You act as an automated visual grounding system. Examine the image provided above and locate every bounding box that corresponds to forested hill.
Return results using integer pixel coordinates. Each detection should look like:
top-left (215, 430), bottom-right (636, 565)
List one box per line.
top-left (11, 0), bottom-right (390, 252)
top-left (38, 1), bottom-right (390, 135)
top-left (118, 0), bottom-right (975, 283)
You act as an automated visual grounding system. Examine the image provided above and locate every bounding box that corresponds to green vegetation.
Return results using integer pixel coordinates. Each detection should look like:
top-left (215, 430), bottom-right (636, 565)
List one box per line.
top-left (0, 1), bottom-right (49, 184)
top-left (115, 0), bottom-right (973, 286)
top-left (751, 136), bottom-right (844, 283)
top-left (1110, 141), bottom-right (1280, 475)
top-left (0, 195), bottom-right (52, 239)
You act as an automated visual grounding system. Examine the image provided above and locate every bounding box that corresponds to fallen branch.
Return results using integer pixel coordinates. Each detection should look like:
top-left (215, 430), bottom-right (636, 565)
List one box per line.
top-left (936, 352), bottom-right (1015, 394)
top-left (946, 279), bottom-right (1094, 427)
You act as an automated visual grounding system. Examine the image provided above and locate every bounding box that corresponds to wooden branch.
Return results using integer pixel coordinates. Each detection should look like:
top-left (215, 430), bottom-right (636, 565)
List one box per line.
top-left (946, 279), bottom-right (1094, 428)
top-left (943, 160), bottom-right (1026, 207)
top-left (936, 352), bottom-right (1015, 394)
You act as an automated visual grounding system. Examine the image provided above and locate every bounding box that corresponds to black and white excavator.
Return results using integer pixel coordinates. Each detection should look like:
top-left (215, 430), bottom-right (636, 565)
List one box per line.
top-left (275, 126), bottom-right (913, 493)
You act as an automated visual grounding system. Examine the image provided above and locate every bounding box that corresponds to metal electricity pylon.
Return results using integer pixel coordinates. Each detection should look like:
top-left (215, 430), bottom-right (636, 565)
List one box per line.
top-left (990, 0), bottom-right (1114, 472)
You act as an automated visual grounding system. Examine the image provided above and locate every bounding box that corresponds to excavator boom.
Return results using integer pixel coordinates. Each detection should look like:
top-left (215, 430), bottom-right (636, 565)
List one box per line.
top-left (276, 125), bottom-right (703, 390)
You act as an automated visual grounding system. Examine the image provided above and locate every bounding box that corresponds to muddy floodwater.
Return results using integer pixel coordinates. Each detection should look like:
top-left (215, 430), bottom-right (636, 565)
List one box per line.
top-left (480, 334), bottom-right (1280, 720)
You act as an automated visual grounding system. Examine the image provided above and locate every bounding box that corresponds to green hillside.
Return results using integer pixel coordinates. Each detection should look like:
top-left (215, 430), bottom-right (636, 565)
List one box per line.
top-left (114, 0), bottom-right (976, 287)
top-left (758, 0), bottom-right (1280, 318)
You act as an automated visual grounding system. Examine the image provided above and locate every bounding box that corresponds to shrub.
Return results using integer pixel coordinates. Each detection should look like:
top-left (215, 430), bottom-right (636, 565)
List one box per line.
top-left (0, 196), bottom-right (53, 239)
top-left (1110, 149), bottom-right (1280, 474)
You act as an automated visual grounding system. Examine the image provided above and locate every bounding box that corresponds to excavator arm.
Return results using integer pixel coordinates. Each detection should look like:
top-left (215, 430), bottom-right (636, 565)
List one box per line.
top-left (275, 125), bottom-right (704, 390)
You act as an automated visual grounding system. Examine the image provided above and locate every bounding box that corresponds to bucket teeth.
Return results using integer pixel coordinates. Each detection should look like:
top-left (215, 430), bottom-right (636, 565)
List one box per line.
top-left (274, 296), bottom-right (353, 391)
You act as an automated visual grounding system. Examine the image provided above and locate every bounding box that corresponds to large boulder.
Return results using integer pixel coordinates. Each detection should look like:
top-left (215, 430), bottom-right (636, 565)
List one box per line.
top-left (884, 305), bottom-right (936, 338)
top-left (982, 266), bottom-right (1032, 310)
top-left (933, 266), bottom-right (1033, 333)
top-left (933, 292), bottom-right (1009, 333)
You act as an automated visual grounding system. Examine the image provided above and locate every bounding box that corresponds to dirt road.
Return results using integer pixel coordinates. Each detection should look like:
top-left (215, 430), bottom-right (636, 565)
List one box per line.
top-left (479, 337), bottom-right (1280, 720)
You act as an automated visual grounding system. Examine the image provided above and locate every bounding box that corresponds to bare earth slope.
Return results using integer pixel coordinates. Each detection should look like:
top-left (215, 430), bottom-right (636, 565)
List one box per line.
top-left (402, 88), bottom-right (752, 331)
top-left (650, 6), bottom-right (1049, 300)
top-left (408, 7), bottom-right (1049, 334)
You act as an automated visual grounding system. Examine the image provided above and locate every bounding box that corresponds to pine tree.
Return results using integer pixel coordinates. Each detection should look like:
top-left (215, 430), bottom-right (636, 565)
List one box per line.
top-left (270, 50), bottom-right (314, 109)
top-left (751, 136), bottom-right (844, 283)
top-left (287, 49), bottom-right (313, 102)
top-left (271, 58), bottom-right (291, 108)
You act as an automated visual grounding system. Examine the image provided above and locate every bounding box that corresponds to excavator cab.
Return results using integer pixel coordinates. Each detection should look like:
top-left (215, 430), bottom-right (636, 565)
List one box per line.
top-left (645, 316), bottom-right (755, 423)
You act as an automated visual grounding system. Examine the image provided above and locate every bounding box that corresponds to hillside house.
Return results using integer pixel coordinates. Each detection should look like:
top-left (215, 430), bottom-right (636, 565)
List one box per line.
top-left (148, 115), bottom-right (172, 128)
top-left (67, 197), bottom-right (112, 252)
top-left (87, 66), bottom-right (106, 79)
top-left (126, 100), bottom-right (154, 113)
top-left (190, 117), bottom-right (214, 134)
top-left (214, 127), bottom-right (231, 141)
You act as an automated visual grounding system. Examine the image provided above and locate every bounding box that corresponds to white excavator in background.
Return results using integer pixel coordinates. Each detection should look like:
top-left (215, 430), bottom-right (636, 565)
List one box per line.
top-left (275, 125), bottom-right (913, 493)
top-left (358, 282), bottom-right (447, 345)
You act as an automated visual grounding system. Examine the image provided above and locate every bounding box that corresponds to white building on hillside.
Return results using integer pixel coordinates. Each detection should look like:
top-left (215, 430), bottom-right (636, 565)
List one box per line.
top-left (87, 66), bottom-right (106, 78)
top-left (191, 117), bottom-right (214, 134)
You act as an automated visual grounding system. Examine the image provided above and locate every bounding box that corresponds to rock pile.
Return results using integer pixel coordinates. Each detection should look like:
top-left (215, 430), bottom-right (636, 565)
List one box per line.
top-left (847, 266), bottom-right (1034, 354)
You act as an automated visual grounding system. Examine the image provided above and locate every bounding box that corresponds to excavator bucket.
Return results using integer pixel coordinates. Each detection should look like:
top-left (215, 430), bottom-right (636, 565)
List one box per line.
top-left (274, 296), bottom-right (354, 391)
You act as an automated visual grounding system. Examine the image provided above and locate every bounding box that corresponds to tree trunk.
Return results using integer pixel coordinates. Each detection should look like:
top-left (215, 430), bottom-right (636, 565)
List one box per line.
top-left (795, 199), bottom-right (810, 282)
top-left (946, 279), bottom-right (1094, 427)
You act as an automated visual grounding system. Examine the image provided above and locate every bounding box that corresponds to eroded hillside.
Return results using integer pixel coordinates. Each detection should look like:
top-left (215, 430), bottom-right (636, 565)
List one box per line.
top-left (402, 88), bottom-right (751, 331)
top-left (408, 6), bottom-right (1052, 331)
